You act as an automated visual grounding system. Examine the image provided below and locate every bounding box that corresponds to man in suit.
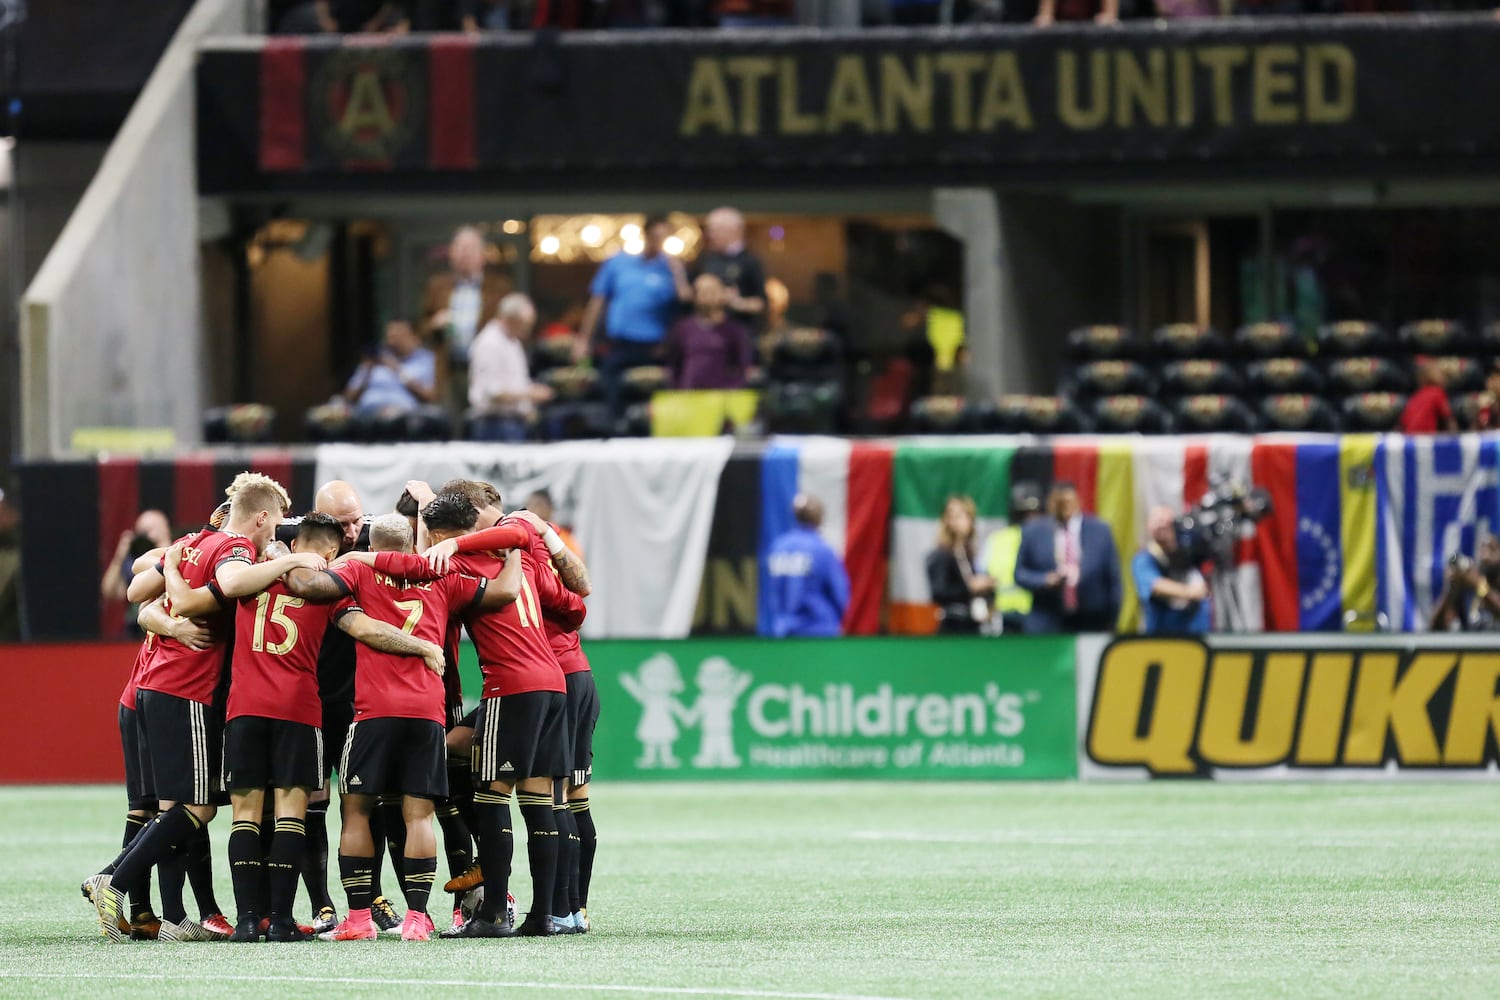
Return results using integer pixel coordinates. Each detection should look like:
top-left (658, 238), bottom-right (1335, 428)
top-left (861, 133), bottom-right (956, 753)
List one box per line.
top-left (1014, 481), bottom-right (1121, 633)
top-left (421, 226), bottom-right (511, 419)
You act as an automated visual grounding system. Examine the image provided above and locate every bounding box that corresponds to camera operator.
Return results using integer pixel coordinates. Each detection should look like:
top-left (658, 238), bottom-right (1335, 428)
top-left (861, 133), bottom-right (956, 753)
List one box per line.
top-left (1132, 506), bottom-right (1210, 635)
top-left (1430, 538), bottom-right (1500, 631)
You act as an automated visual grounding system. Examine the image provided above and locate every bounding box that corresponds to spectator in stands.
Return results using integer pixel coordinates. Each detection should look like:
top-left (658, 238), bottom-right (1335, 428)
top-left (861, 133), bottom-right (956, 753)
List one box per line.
top-left (524, 490), bottom-right (583, 558)
top-left (468, 293), bottom-right (554, 442)
top-left (766, 494), bottom-right (850, 638)
top-left (926, 495), bottom-right (994, 635)
top-left (0, 483), bottom-right (18, 642)
top-left (1015, 482), bottom-right (1121, 633)
top-left (1133, 506), bottom-right (1210, 636)
top-left (1470, 360), bottom-right (1500, 430)
top-left (1430, 537), bottom-right (1500, 631)
top-left (574, 213), bottom-right (694, 415)
top-left (100, 509), bottom-right (174, 638)
top-left (1399, 356), bottom-right (1457, 434)
top-left (697, 207), bottom-right (767, 332)
top-left (271, 0), bottom-right (412, 33)
top-left (344, 319), bottom-right (438, 417)
top-left (666, 274), bottom-right (755, 390)
top-left (423, 226), bottom-right (509, 415)
top-left (1034, 0), bottom-right (1117, 24)
top-left (984, 482), bottom-right (1044, 635)
top-left (715, 0), bottom-right (795, 26)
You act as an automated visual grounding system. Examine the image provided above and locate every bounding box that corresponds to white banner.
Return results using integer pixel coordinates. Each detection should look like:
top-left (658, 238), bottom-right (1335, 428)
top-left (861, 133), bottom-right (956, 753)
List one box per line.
top-left (313, 439), bottom-right (734, 638)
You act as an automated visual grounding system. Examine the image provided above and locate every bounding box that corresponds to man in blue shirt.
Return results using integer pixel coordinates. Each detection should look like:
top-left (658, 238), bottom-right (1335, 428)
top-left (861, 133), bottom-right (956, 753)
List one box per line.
top-left (344, 319), bottom-right (438, 417)
top-left (766, 494), bottom-right (850, 638)
top-left (574, 214), bottom-right (693, 417)
top-left (1133, 505), bottom-right (1211, 635)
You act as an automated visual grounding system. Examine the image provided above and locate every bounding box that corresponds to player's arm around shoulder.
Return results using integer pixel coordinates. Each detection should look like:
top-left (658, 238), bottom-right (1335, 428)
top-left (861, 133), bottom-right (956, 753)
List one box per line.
top-left (285, 562), bottom-right (351, 603)
top-left (477, 549), bottom-right (523, 610)
top-left (217, 551), bottom-right (327, 600)
top-left (337, 609), bottom-right (445, 675)
top-left (161, 544), bottom-right (223, 618)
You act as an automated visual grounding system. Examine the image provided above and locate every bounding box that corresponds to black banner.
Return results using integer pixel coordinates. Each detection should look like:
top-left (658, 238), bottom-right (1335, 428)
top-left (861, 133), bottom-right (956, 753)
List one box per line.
top-left (199, 17), bottom-right (1500, 191)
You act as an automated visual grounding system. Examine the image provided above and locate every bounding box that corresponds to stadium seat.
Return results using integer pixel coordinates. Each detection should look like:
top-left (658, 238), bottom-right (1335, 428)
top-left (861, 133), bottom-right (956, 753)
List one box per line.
top-left (620, 366), bottom-right (671, 403)
top-left (1159, 359), bottom-right (1243, 397)
top-left (1246, 358), bottom-right (1325, 395)
top-left (994, 395), bottom-right (1089, 434)
top-left (1258, 394), bottom-right (1340, 432)
top-left (1414, 355), bottom-right (1483, 394)
top-left (1454, 391), bottom-right (1492, 430)
top-left (1340, 392), bottom-right (1408, 432)
top-left (1234, 322), bottom-right (1307, 358)
top-left (1150, 324), bottom-right (1226, 360)
top-left (1480, 321), bottom-right (1500, 354)
top-left (532, 333), bottom-right (578, 374)
top-left (1065, 360), bottom-right (1154, 398)
top-left (862, 358), bottom-right (913, 432)
top-left (538, 400), bottom-right (614, 440)
top-left (1090, 395), bottom-right (1170, 434)
top-left (908, 395), bottom-right (970, 434)
top-left (1066, 325), bottom-right (1137, 362)
top-left (766, 379), bottom-right (841, 434)
top-left (770, 327), bottom-right (842, 382)
top-left (304, 401), bottom-right (354, 442)
top-left (1170, 395), bottom-right (1258, 434)
top-left (203, 404), bottom-right (275, 444)
top-left (1316, 320), bottom-right (1391, 357)
top-left (1324, 356), bottom-right (1411, 396)
top-left (539, 365), bottom-right (600, 402)
top-left (620, 402), bottom-right (653, 438)
top-left (1398, 319), bottom-right (1472, 356)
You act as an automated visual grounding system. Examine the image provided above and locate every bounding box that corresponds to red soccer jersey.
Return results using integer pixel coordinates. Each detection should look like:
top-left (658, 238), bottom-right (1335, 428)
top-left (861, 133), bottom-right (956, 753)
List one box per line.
top-left (328, 559), bottom-right (484, 725)
top-left (228, 580), bottom-right (351, 728)
top-left (1399, 385), bottom-right (1454, 434)
top-left (120, 639), bottom-right (154, 711)
top-left (452, 549), bottom-right (581, 698)
top-left (508, 516), bottom-right (592, 676)
top-left (138, 527), bottom-right (255, 705)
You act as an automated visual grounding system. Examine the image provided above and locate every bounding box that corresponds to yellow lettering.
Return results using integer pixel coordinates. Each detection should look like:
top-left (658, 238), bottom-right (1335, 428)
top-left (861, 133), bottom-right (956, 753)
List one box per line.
top-left (1198, 652), bottom-right (1303, 767)
top-left (680, 58), bottom-right (735, 136)
top-left (1442, 654), bottom-right (1500, 765)
top-left (880, 54), bottom-right (933, 133)
top-left (977, 52), bottom-right (1032, 130)
top-left (1057, 50), bottom-right (1109, 130)
top-left (1173, 48), bottom-right (1194, 127)
top-left (778, 58), bottom-right (819, 135)
top-left (1345, 652), bottom-right (1446, 766)
top-left (339, 69), bottom-right (396, 135)
top-left (1087, 639), bottom-right (1205, 774)
top-left (1296, 652), bottom-right (1353, 765)
top-left (1252, 45), bottom-right (1299, 125)
top-left (1114, 49), bottom-right (1167, 129)
top-left (825, 56), bottom-right (877, 133)
top-left (725, 57), bottom-right (775, 136)
top-left (1305, 44), bottom-right (1355, 124)
top-left (935, 52), bottom-right (986, 131)
top-left (1196, 46), bottom-right (1248, 127)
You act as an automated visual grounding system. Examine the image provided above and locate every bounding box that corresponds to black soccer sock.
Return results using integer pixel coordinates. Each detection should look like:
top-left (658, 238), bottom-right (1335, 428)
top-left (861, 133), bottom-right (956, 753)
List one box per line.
top-left (472, 788), bottom-right (513, 923)
top-left (258, 813), bottom-right (275, 919)
top-left (268, 817), bottom-right (306, 920)
top-left (100, 811), bottom-right (151, 877)
top-left (570, 798), bottom-right (596, 908)
top-left (338, 854), bottom-right (375, 913)
top-left (380, 798), bottom-right (407, 887)
top-left (186, 825), bottom-right (223, 919)
top-left (516, 792), bottom-right (558, 922)
top-left (301, 800), bottom-right (334, 912)
top-left (228, 820), bottom-right (264, 922)
top-left (117, 814), bottom-right (156, 919)
top-left (368, 804), bottom-right (386, 899)
top-left (552, 803), bottom-right (577, 918)
top-left (448, 761), bottom-right (477, 831)
top-left (400, 855), bottom-right (437, 918)
top-left (113, 805), bottom-right (203, 924)
top-left (435, 799), bottom-right (474, 879)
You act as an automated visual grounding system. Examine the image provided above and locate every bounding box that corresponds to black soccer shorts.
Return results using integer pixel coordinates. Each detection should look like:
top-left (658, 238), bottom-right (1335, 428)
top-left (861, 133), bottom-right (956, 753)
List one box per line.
top-left (471, 691), bottom-right (569, 784)
top-left (564, 672), bottom-right (600, 788)
top-left (136, 689), bottom-right (224, 807)
top-left (321, 701), bottom-right (354, 782)
top-left (118, 704), bottom-right (155, 812)
top-left (339, 716), bottom-right (448, 800)
top-left (224, 715), bottom-right (323, 792)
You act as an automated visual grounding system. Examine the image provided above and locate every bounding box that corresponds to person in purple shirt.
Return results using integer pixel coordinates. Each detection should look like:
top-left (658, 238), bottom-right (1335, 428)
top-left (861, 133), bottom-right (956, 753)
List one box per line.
top-left (666, 274), bottom-right (754, 390)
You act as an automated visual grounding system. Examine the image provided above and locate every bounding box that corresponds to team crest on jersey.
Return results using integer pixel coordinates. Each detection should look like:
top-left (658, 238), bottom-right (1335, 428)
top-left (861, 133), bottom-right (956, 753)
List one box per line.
top-left (311, 47), bottom-right (424, 163)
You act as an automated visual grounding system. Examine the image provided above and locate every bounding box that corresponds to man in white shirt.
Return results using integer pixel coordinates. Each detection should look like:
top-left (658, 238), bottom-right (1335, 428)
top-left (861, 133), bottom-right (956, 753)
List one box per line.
top-left (467, 293), bottom-right (553, 442)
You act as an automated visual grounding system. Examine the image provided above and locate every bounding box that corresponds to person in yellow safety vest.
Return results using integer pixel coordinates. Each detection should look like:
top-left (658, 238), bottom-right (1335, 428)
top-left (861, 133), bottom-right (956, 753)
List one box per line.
top-left (984, 482), bottom-right (1045, 635)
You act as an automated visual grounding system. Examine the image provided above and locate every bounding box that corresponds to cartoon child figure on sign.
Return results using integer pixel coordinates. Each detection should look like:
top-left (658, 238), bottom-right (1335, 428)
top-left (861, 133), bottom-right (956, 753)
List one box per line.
top-left (620, 653), bottom-right (690, 768)
top-left (682, 657), bottom-right (753, 769)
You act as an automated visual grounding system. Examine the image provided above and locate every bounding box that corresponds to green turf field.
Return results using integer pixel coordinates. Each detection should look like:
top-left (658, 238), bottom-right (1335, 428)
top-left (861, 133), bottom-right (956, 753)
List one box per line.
top-left (3, 782), bottom-right (1498, 999)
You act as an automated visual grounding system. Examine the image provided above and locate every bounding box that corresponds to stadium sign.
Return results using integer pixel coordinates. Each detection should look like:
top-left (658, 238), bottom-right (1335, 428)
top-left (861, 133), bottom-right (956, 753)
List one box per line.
top-left (576, 637), bottom-right (1077, 780)
top-left (1078, 635), bottom-right (1500, 779)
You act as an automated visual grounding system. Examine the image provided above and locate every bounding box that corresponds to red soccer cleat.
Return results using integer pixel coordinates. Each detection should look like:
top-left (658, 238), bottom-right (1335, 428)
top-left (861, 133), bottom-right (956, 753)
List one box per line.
top-left (318, 908), bottom-right (378, 942)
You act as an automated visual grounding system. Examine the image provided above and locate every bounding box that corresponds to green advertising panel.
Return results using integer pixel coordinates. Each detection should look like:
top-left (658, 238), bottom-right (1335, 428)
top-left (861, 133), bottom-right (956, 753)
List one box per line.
top-left (459, 637), bottom-right (1074, 781)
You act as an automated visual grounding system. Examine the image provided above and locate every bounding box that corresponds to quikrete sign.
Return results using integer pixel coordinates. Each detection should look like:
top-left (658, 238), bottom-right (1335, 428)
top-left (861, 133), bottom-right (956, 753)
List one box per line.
top-left (1086, 638), bottom-right (1500, 776)
top-left (680, 44), bottom-right (1355, 137)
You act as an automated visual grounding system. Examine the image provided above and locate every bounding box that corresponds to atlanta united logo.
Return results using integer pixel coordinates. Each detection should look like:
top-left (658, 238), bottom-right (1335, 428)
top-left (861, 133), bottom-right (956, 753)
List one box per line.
top-left (311, 47), bottom-right (424, 163)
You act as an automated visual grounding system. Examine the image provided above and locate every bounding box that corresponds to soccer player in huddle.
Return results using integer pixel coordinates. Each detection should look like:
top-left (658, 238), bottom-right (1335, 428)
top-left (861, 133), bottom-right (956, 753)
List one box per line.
top-left (285, 512), bottom-right (516, 941)
top-left (416, 492), bottom-right (586, 937)
top-left (166, 510), bottom-right (449, 942)
top-left (90, 475), bottom-right (324, 942)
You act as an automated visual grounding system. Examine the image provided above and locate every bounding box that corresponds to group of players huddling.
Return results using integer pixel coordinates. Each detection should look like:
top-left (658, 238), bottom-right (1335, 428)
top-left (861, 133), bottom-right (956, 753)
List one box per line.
top-left (80, 471), bottom-right (601, 942)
